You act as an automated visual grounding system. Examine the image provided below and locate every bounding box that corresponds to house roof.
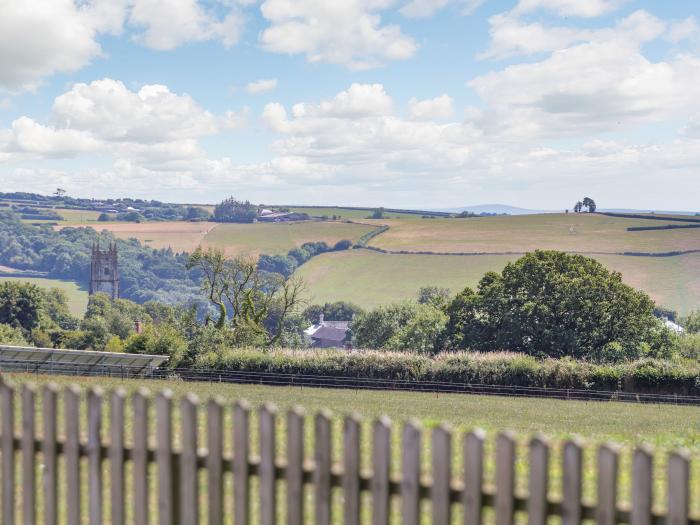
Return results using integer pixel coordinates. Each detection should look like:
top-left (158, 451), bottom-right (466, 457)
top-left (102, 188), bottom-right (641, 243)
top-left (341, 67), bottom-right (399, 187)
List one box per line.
top-left (304, 320), bottom-right (349, 336)
top-left (310, 325), bottom-right (348, 342)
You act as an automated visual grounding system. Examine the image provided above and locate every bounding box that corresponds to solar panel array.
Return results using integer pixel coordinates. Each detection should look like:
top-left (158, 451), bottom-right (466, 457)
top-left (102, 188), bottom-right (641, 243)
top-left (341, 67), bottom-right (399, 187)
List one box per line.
top-left (0, 344), bottom-right (168, 375)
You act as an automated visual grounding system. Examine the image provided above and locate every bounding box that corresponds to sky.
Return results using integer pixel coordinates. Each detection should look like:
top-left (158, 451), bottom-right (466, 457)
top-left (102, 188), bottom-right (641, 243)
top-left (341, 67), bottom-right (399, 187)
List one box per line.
top-left (0, 0), bottom-right (699, 210)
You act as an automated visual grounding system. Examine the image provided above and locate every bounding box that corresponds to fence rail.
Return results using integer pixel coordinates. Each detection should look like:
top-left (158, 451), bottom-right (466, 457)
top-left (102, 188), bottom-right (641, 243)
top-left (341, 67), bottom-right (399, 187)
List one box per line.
top-left (3, 359), bottom-right (700, 406)
top-left (0, 380), bottom-right (698, 525)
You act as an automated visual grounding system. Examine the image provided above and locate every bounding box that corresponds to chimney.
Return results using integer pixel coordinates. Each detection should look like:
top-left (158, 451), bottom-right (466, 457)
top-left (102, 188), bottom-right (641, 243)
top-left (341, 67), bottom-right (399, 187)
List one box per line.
top-left (134, 320), bottom-right (143, 334)
top-left (319, 313), bottom-right (324, 325)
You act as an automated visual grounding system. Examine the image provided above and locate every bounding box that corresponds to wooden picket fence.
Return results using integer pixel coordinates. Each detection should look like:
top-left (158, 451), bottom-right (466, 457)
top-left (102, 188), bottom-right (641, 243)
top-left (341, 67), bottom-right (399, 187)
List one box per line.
top-left (0, 380), bottom-right (697, 525)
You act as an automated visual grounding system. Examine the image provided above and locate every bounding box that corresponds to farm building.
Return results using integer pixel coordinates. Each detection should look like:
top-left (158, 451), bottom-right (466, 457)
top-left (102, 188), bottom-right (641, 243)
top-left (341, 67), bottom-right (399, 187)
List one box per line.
top-left (304, 314), bottom-right (350, 348)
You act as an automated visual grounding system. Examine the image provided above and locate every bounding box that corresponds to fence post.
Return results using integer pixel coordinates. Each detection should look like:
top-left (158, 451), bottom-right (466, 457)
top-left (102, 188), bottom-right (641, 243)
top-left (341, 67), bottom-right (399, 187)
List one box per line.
top-left (180, 393), bottom-right (199, 525)
top-left (65, 385), bottom-right (82, 525)
top-left (1, 382), bottom-right (14, 525)
top-left (562, 439), bottom-right (583, 525)
top-left (667, 451), bottom-right (690, 525)
top-left (133, 389), bottom-right (151, 525)
top-left (111, 389), bottom-right (127, 525)
top-left (631, 446), bottom-right (654, 525)
top-left (42, 384), bottom-right (59, 525)
top-left (432, 424), bottom-right (453, 525)
top-left (87, 388), bottom-right (104, 525)
top-left (207, 397), bottom-right (224, 525)
top-left (21, 384), bottom-right (36, 525)
top-left (344, 414), bottom-right (361, 525)
top-left (463, 429), bottom-right (485, 525)
top-left (371, 417), bottom-right (391, 525)
top-left (495, 432), bottom-right (516, 525)
top-left (157, 390), bottom-right (177, 525)
top-left (314, 410), bottom-right (333, 525)
top-left (401, 420), bottom-right (422, 525)
top-left (259, 404), bottom-right (277, 525)
top-left (233, 400), bottom-right (251, 525)
top-left (596, 443), bottom-right (619, 525)
top-left (528, 435), bottom-right (549, 525)
top-left (286, 407), bottom-right (305, 525)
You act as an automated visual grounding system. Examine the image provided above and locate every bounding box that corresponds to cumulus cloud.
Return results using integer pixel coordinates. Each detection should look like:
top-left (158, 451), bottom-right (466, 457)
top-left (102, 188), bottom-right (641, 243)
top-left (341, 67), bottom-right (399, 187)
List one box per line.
top-left (408, 95), bottom-right (454, 120)
top-left (259, 0), bottom-right (418, 69)
top-left (667, 17), bottom-right (699, 44)
top-left (0, 0), bottom-right (127, 91)
top-left (129, 0), bottom-right (243, 50)
top-left (246, 79), bottom-right (278, 94)
top-left (512, 0), bottom-right (626, 18)
top-left (399, 0), bottom-right (483, 18)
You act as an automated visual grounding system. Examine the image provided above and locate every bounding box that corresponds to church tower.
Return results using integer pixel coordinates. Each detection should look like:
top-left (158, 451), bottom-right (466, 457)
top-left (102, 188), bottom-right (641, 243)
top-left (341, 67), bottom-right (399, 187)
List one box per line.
top-left (89, 242), bottom-right (119, 299)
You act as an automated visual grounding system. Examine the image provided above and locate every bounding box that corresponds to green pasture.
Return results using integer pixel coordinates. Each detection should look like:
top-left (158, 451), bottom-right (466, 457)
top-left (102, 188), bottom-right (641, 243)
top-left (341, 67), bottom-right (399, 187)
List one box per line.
top-left (0, 276), bottom-right (88, 316)
top-left (295, 249), bottom-right (700, 314)
top-left (371, 213), bottom-right (700, 254)
top-left (20, 207), bottom-right (102, 225)
top-left (201, 221), bottom-right (377, 256)
top-left (285, 206), bottom-right (429, 220)
top-left (1, 373), bottom-right (699, 519)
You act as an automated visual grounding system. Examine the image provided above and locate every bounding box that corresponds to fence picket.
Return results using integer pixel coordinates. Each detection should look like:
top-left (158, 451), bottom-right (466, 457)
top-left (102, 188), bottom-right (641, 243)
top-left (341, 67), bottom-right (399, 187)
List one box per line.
top-left (233, 400), bottom-right (251, 525)
top-left (528, 435), bottom-right (549, 525)
top-left (65, 385), bottom-right (81, 525)
top-left (157, 390), bottom-right (176, 525)
top-left (110, 389), bottom-right (127, 525)
top-left (259, 404), bottom-right (277, 525)
top-left (667, 451), bottom-right (690, 525)
top-left (42, 384), bottom-right (58, 525)
top-left (344, 414), bottom-right (361, 525)
top-left (1, 382), bottom-right (14, 525)
top-left (87, 388), bottom-right (103, 525)
top-left (631, 446), bottom-right (654, 525)
top-left (207, 397), bottom-right (224, 525)
top-left (180, 394), bottom-right (199, 525)
top-left (596, 444), bottom-right (619, 525)
top-left (21, 385), bottom-right (36, 525)
top-left (463, 429), bottom-right (485, 525)
top-left (133, 389), bottom-right (150, 525)
top-left (495, 432), bottom-right (515, 525)
top-left (402, 421), bottom-right (422, 525)
top-left (314, 410), bottom-right (332, 525)
top-left (432, 425), bottom-right (452, 525)
top-left (371, 416), bottom-right (391, 525)
top-left (286, 407), bottom-right (305, 525)
top-left (562, 439), bottom-right (583, 525)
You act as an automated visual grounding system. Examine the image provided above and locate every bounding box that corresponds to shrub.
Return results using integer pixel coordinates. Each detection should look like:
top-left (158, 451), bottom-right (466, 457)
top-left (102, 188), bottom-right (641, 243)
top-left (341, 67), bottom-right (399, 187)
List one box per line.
top-left (0, 323), bottom-right (28, 345)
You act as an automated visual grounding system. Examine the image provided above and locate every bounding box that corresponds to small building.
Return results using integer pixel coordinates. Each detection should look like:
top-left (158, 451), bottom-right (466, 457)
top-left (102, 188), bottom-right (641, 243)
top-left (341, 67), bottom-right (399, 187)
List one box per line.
top-left (304, 314), bottom-right (350, 348)
top-left (257, 210), bottom-right (309, 222)
top-left (663, 318), bottom-right (685, 334)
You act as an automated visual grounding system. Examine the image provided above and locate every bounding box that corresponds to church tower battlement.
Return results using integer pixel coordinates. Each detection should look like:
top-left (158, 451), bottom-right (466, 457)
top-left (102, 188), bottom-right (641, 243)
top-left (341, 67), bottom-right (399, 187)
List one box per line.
top-left (89, 242), bottom-right (119, 299)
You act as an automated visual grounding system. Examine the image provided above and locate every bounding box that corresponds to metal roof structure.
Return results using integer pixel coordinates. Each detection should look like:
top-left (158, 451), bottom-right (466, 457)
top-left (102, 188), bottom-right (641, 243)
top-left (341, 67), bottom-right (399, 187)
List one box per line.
top-left (0, 344), bottom-right (168, 375)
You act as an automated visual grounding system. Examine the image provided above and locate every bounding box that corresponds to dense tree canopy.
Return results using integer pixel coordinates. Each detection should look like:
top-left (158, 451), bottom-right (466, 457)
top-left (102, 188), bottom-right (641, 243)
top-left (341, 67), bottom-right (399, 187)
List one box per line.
top-left (213, 197), bottom-right (258, 223)
top-left (443, 251), bottom-right (668, 360)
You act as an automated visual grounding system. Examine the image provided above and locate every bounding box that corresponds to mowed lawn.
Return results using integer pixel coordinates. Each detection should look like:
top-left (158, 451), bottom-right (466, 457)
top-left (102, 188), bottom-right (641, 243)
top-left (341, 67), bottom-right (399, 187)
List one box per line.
top-left (296, 249), bottom-right (700, 314)
top-left (371, 213), bottom-right (700, 254)
top-left (0, 276), bottom-right (88, 316)
top-left (201, 221), bottom-right (377, 256)
top-left (2, 373), bottom-right (699, 512)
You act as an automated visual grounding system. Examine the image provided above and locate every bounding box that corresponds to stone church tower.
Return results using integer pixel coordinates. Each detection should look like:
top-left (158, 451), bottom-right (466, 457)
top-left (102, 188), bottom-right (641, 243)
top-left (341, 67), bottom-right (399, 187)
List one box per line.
top-left (89, 242), bottom-right (119, 299)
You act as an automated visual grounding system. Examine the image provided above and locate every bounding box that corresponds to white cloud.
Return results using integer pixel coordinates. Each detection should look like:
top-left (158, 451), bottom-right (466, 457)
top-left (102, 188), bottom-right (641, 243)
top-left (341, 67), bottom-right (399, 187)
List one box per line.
top-left (0, 0), bottom-right (127, 91)
top-left (408, 94), bottom-right (454, 120)
top-left (512, 0), bottom-right (626, 18)
top-left (667, 17), bottom-right (699, 44)
top-left (129, 0), bottom-right (243, 50)
top-left (259, 0), bottom-right (418, 69)
top-left (400, 0), bottom-right (482, 18)
top-left (246, 79), bottom-right (278, 94)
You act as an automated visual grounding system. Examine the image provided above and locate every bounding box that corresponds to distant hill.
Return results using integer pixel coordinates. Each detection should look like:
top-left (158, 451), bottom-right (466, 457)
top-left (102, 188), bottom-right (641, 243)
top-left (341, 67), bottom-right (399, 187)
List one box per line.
top-left (431, 204), bottom-right (554, 215)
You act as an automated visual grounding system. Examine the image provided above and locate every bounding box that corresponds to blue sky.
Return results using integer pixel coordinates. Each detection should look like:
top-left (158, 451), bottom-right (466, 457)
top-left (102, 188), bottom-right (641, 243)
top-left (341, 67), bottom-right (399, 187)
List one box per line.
top-left (1, 0), bottom-right (699, 210)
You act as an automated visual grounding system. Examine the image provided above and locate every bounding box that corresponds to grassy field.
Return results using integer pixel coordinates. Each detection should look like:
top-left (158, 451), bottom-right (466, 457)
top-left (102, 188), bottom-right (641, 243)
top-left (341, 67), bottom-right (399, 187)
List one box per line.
top-left (295, 249), bottom-right (700, 314)
top-left (200, 221), bottom-right (376, 256)
top-left (371, 213), bottom-right (700, 254)
top-left (20, 207), bottom-right (102, 225)
top-left (284, 206), bottom-right (430, 220)
top-left (0, 276), bottom-right (88, 315)
top-left (2, 372), bottom-right (699, 518)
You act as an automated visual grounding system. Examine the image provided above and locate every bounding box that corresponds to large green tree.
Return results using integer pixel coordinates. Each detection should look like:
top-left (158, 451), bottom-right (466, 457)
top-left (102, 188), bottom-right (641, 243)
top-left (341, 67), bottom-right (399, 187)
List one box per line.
top-left (444, 250), bottom-right (668, 360)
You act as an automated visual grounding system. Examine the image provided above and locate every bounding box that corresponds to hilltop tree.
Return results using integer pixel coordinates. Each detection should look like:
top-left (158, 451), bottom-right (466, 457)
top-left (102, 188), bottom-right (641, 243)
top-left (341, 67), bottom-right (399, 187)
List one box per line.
top-left (583, 197), bottom-right (597, 213)
top-left (213, 196), bottom-right (257, 223)
top-left (573, 201), bottom-right (583, 213)
top-left (443, 250), bottom-right (669, 361)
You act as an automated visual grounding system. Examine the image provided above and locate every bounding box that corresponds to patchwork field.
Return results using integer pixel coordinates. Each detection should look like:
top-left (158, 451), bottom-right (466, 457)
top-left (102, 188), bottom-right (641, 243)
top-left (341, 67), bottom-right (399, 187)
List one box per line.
top-left (200, 221), bottom-right (376, 256)
top-left (0, 276), bottom-right (88, 315)
top-left (21, 207), bottom-right (102, 225)
top-left (296, 249), bottom-right (700, 314)
top-left (371, 213), bottom-right (700, 254)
